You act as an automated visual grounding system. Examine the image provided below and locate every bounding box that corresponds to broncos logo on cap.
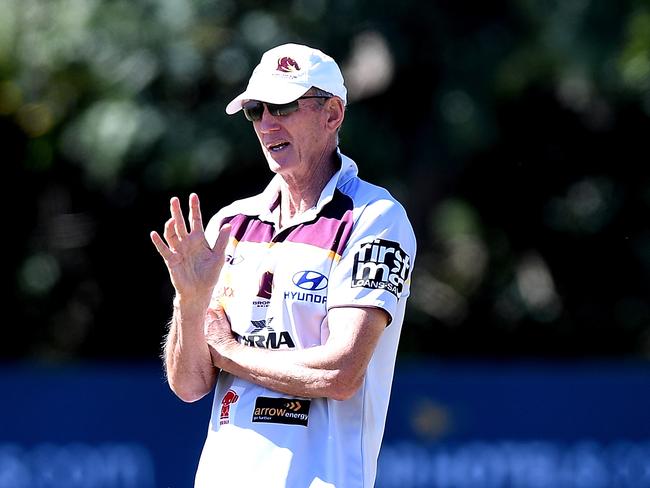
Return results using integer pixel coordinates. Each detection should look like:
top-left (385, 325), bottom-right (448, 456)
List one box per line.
top-left (277, 57), bottom-right (300, 72)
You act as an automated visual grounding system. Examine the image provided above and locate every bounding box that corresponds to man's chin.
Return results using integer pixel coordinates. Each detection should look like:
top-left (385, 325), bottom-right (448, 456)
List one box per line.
top-left (264, 152), bottom-right (294, 174)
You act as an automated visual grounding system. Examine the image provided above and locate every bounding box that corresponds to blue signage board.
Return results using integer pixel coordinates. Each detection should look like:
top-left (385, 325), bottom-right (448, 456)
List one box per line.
top-left (1, 360), bottom-right (648, 488)
top-left (378, 361), bottom-right (650, 488)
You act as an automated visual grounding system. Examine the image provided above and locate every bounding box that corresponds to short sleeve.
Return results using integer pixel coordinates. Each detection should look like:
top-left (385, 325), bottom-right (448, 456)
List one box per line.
top-left (327, 196), bottom-right (416, 324)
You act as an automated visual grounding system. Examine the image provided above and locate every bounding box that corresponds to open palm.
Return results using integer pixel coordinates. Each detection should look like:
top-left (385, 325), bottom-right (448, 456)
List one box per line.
top-left (151, 193), bottom-right (230, 299)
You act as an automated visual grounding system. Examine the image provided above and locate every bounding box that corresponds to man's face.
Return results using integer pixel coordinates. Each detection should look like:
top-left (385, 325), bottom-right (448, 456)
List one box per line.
top-left (250, 97), bottom-right (332, 178)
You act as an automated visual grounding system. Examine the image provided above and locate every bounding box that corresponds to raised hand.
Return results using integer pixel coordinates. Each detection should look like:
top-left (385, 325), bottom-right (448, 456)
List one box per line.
top-left (151, 193), bottom-right (230, 302)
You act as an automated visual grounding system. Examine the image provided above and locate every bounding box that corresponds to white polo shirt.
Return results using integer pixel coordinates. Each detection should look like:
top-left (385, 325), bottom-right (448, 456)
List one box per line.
top-left (197, 152), bottom-right (416, 488)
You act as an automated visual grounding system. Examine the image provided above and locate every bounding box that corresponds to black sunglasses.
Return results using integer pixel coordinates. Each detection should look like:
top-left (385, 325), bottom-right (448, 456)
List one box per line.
top-left (242, 96), bottom-right (331, 122)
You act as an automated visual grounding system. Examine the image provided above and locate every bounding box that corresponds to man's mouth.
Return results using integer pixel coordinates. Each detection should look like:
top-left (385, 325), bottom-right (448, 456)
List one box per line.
top-left (268, 142), bottom-right (290, 152)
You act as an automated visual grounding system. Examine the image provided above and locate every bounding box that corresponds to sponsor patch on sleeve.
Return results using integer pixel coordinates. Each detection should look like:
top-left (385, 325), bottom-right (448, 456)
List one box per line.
top-left (351, 238), bottom-right (411, 297)
top-left (252, 397), bottom-right (311, 427)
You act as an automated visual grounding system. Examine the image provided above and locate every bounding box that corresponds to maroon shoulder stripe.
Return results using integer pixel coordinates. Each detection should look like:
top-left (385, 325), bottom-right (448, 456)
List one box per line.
top-left (220, 190), bottom-right (355, 254)
top-left (222, 214), bottom-right (274, 243)
top-left (282, 189), bottom-right (354, 255)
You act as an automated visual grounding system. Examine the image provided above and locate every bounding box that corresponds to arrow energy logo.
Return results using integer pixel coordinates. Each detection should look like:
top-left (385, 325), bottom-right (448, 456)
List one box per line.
top-left (252, 396), bottom-right (311, 426)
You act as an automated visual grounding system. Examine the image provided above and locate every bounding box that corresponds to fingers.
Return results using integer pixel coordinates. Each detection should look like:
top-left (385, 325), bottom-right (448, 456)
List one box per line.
top-left (211, 223), bottom-right (231, 256)
top-left (206, 307), bottom-right (220, 323)
top-left (207, 303), bottom-right (226, 319)
top-left (206, 304), bottom-right (230, 336)
top-left (153, 193), bottom-right (211, 263)
top-left (205, 304), bottom-right (232, 368)
top-left (206, 305), bottom-right (226, 337)
top-left (163, 217), bottom-right (181, 250)
top-left (170, 197), bottom-right (189, 239)
top-left (188, 193), bottom-right (204, 233)
top-left (150, 230), bottom-right (174, 261)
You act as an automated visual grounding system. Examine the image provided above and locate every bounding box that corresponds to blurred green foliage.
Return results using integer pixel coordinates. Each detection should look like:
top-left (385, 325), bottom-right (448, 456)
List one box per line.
top-left (3, 0), bottom-right (649, 360)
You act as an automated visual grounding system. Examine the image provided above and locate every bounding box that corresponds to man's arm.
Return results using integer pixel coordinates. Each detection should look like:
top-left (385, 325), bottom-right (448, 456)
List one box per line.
top-left (206, 305), bottom-right (389, 401)
top-left (163, 295), bottom-right (218, 402)
top-left (151, 193), bottom-right (230, 403)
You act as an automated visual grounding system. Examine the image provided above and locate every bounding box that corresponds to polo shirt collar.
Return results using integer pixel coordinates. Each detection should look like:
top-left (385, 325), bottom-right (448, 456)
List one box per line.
top-left (258, 149), bottom-right (358, 225)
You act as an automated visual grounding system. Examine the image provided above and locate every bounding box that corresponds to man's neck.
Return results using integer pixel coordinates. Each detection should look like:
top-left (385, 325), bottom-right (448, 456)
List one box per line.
top-left (278, 149), bottom-right (340, 227)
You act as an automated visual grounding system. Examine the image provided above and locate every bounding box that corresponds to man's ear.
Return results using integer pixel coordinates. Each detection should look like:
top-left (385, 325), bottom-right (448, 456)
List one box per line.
top-left (325, 97), bottom-right (345, 132)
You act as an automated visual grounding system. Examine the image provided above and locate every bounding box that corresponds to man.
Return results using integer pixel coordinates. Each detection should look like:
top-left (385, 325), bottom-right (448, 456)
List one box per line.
top-left (151, 43), bottom-right (416, 487)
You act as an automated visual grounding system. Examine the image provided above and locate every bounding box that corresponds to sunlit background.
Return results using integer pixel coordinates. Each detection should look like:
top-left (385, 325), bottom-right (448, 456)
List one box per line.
top-left (3, 0), bottom-right (649, 487)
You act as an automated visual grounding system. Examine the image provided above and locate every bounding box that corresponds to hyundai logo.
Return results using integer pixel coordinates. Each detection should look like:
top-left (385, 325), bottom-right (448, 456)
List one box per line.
top-left (292, 271), bottom-right (328, 291)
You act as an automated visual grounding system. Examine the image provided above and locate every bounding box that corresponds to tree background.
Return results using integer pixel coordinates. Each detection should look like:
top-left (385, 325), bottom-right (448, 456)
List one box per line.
top-left (3, 0), bottom-right (649, 362)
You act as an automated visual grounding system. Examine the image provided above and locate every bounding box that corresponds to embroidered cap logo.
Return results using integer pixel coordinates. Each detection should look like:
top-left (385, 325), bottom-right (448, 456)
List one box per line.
top-left (277, 57), bottom-right (300, 72)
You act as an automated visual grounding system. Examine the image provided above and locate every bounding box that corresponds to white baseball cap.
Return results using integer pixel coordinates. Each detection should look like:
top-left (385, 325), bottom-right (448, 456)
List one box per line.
top-left (225, 43), bottom-right (347, 115)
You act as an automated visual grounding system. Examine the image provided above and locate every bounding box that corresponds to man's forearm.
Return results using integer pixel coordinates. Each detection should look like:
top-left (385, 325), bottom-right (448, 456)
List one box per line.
top-left (165, 296), bottom-right (218, 402)
top-left (206, 307), bottom-right (388, 401)
top-left (214, 340), bottom-right (350, 400)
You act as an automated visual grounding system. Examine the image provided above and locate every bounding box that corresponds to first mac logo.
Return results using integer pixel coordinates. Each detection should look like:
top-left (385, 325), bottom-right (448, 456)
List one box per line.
top-left (351, 239), bottom-right (411, 297)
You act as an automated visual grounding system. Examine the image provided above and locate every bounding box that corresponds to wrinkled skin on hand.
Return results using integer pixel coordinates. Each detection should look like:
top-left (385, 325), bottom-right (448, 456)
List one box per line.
top-left (150, 193), bottom-right (230, 302)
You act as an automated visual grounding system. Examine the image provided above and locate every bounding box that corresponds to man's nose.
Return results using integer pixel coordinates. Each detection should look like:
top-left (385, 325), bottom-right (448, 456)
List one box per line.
top-left (259, 105), bottom-right (280, 132)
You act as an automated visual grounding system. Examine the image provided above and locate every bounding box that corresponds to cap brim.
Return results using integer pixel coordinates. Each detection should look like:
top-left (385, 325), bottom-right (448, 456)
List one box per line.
top-left (225, 81), bottom-right (310, 115)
